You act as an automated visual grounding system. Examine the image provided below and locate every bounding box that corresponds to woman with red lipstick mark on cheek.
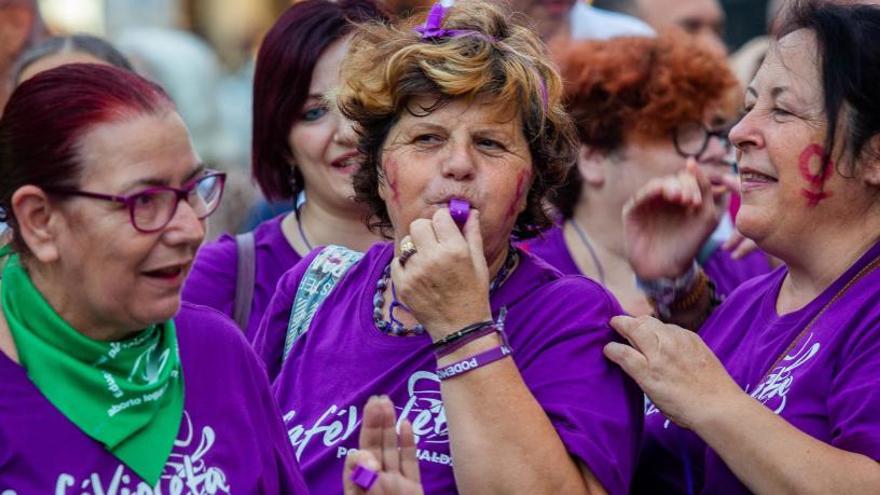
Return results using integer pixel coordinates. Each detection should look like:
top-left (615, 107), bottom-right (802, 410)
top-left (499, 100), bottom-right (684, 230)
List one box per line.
top-left (605, 2), bottom-right (880, 493)
top-left (254, 2), bottom-right (644, 494)
top-left (0, 65), bottom-right (311, 492)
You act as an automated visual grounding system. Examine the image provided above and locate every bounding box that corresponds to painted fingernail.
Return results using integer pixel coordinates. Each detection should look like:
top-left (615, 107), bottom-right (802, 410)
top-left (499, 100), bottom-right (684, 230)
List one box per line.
top-left (351, 464), bottom-right (379, 490)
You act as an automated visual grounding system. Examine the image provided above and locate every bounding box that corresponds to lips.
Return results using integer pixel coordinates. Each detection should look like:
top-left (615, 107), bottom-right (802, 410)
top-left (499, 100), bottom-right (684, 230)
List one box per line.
top-left (142, 262), bottom-right (188, 281)
top-left (739, 166), bottom-right (778, 193)
top-left (331, 151), bottom-right (361, 170)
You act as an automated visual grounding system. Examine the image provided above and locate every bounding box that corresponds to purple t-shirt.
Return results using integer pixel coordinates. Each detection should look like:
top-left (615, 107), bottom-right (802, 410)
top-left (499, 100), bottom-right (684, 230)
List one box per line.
top-left (183, 214), bottom-right (302, 340)
top-left (635, 239), bottom-right (880, 494)
top-left (254, 243), bottom-right (643, 495)
top-left (521, 225), bottom-right (771, 298)
top-left (0, 302), bottom-right (308, 494)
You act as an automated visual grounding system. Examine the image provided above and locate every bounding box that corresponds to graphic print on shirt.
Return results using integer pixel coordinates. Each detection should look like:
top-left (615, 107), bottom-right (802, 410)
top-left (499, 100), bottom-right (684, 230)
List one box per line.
top-left (746, 334), bottom-right (821, 414)
top-left (284, 370), bottom-right (453, 467)
top-left (16, 411), bottom-right (233, 495)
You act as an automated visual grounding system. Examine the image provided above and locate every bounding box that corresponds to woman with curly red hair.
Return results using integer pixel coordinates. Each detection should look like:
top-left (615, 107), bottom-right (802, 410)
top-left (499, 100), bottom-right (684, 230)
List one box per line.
top-left (524, 30), bottom-right (771, 319)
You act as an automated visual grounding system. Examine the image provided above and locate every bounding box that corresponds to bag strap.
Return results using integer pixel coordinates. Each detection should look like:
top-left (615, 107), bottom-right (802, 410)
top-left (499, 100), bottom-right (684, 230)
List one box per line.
top-left (233, 232), bottom-right (256, 332)
top-left (283, 245), bottom-right (364, 360)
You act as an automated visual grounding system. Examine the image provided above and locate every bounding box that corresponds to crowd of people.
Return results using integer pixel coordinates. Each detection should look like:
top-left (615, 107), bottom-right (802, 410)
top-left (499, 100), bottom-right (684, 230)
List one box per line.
top-left (1, 0), bottom-right (880, 494)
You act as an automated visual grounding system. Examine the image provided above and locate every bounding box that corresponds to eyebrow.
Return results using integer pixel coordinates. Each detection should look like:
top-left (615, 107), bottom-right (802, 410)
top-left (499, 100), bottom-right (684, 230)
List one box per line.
top-left (123, 163), bottom-right (207, 191)
top-left (745, 86), bottom-right (790, 100)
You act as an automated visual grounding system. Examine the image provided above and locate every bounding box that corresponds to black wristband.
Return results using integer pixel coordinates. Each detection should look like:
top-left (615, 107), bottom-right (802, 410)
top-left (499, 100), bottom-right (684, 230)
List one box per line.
top-left (431, 319), bottom-right (495, 350)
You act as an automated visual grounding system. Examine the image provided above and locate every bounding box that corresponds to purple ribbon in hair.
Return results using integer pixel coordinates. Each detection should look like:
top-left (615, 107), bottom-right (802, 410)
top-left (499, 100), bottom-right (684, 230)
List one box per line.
top-left (414, 2), bottom-right (497, 42)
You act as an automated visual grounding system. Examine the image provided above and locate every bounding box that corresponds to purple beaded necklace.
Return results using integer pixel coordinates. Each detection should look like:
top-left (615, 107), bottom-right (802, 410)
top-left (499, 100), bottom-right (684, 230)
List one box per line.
top-left (372, 246), bottom-right (519, 336)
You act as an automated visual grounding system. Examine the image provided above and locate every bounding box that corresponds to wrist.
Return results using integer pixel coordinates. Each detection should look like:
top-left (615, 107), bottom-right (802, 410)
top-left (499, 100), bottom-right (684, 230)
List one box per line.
top-left (636, 261), bottom-right (702, 318)
top-left (424, 310), bottom-right (493, 341)
top-left (435, 332), bottom-right (502, 367)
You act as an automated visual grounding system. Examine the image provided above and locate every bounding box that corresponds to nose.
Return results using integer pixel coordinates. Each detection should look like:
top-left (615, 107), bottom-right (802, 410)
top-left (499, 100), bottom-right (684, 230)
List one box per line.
top-left (163, 199), bottom-right (206, 248)
top-left (441, 139), bottom-right (477, 181)
top-left (332, 113), bottom-right (358, 148)
top-left (729, 111), bottom-right (764, 156)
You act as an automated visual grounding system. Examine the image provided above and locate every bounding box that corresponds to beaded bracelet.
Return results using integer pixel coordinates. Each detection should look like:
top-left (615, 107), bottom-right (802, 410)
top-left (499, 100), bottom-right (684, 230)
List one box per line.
top-left (436, 344), bottom-right (512, 380)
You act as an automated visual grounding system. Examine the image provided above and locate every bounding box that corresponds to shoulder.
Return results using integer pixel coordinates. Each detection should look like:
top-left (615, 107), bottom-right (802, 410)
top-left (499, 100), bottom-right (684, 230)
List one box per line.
top-left (175, 301), bottom-right (251, 354)
top-left (507, 249), bottom-right (621, 327)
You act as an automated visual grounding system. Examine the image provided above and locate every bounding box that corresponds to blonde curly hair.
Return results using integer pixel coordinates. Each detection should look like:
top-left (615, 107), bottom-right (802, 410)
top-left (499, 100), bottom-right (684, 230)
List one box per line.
top-left (336, 0), bottom-right (577, 239)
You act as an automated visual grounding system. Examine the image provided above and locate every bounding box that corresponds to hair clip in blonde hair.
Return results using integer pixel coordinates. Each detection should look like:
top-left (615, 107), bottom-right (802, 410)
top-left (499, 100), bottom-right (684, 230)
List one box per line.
top-left (414, 2), bottom-right (497, 43)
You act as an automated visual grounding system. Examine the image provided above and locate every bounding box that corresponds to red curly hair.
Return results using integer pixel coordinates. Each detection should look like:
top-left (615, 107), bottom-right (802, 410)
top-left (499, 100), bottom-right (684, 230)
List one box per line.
top-left (556, 29), bottom-right (741, 151)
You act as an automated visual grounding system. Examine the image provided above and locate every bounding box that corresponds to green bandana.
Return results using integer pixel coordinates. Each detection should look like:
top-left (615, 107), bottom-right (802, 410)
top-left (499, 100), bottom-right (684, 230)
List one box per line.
top-left (0, 247), bottom-right (184, 485)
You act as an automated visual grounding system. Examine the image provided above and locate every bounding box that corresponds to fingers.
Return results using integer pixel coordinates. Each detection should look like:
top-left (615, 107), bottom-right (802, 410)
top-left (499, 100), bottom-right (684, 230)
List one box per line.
top-left (398, 419), bottom-right (421, 484)
top-left (379, 396), bottom-right (401, 474)
top-left (609, 315), bottom-right (664, 357)
top-left (431, 208), bottom-right (465, 246)
top-left (359, 395), bottom-right (387, 469)
top-left (603, 341), bottom-right (649, 380)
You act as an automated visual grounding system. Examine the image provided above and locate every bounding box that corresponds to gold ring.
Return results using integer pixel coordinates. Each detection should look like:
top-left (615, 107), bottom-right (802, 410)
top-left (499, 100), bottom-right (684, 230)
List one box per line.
top-left (398, 239), bottom-right (417, 267)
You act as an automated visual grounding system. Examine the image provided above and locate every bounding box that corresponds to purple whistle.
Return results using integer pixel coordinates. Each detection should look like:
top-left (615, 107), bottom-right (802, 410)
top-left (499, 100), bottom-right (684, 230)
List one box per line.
top-left (351, 464), bottom-right (379, 490)
top-left (449, 198), bottom-right (470, 226)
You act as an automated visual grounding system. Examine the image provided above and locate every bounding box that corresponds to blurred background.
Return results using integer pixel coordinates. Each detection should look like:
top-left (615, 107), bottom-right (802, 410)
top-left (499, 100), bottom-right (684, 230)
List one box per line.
top-left (31, 0), bottom-right (771, 239)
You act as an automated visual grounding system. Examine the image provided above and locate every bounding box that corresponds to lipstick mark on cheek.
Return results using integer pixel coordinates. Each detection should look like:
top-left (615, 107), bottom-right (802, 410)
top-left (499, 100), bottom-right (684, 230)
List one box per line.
top-left (505, 171), bottom-right (531, 222)
top-left (798, 144), bottom-right (833, 207)
top-left (383, 159), bottom-right (401, 206)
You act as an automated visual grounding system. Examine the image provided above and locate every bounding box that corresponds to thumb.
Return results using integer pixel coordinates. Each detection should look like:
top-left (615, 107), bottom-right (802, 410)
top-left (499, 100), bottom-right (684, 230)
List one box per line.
top-left (463, 209), bottom-right (488, 276)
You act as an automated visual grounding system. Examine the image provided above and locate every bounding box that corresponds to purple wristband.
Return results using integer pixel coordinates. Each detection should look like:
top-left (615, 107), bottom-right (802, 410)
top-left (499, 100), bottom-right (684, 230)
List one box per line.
top-left (351, 464), bottom-right (379, 490)
top-left (436, 344), bottom-right (512, 380)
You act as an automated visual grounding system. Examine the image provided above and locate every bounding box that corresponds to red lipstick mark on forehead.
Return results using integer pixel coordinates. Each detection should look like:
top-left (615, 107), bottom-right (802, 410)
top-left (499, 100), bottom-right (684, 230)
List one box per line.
top-left (798, 144), bottom-right (833, 207)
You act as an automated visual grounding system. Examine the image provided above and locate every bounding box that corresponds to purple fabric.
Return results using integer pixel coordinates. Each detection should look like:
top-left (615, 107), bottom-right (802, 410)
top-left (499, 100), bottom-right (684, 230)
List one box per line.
top-left (182, 214), bottom-right (301, 340)
top-left (0, 302), bottom-right (308, 494)
top-left (635, 239), bottom-right (880, 494)
top-left (253, 243), bottom-right (643, 495)
top-left (521, 225), bottom-right (771, 298)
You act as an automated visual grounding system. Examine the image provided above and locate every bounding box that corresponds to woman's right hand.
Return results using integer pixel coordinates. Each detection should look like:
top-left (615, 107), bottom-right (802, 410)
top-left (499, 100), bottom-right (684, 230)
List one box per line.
top-left (343, 396), bottom-right (424, 495)
top-left (623, 159), bottom-right (734, 279)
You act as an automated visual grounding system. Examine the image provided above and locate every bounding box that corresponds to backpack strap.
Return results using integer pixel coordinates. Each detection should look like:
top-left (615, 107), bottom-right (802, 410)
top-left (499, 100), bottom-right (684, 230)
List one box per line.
top-left (233, 232), bottom-right (256, 332)
top-left (283, 245), bottom-right (364, 360)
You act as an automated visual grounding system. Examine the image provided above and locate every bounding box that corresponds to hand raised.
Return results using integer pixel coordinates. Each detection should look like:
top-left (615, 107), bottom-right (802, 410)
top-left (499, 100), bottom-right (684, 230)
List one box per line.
top-left (623, 159), bottom-right (734, 279)
top-left (343, 396), bottom-right (424, 495)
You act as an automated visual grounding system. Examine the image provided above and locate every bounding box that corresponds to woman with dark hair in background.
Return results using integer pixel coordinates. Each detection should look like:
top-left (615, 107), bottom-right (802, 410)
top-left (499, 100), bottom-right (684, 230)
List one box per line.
top-left (524, 30), bottom-right (770, 318)
top-left (183, 0), bottom-right (387, 336)
top-left (607, 2), bottom-right (880, 493)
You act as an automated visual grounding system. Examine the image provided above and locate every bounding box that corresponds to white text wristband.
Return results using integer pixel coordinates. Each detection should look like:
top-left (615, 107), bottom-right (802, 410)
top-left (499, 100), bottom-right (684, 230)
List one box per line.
top-left (436, 344), bottom-right (512, 380)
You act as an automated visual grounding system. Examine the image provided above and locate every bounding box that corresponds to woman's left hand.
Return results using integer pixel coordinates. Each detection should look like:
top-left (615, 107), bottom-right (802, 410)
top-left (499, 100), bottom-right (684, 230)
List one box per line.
top-left (392, 208), bottom-right (493, 340)
top-left (343, 396), bottom-right (424, 495)
top-left (603, 315), bottom-right (744, 430)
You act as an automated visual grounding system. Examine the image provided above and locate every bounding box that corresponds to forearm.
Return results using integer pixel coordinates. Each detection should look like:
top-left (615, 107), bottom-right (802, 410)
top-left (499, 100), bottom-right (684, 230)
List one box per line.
top-left (437, 334), bottom-right (600, 495)
top-left (694, 391), bottom-right (880, 494)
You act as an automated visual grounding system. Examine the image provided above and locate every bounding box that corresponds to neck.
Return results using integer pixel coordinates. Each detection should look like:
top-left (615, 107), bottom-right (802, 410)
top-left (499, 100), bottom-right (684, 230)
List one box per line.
top-left (27, 263), bottom-right (135, 342)
top-left (288, 193), bottom-right (381, 254)
top-left (572, 196), bottom-right (627, 260)
top-left (777, 218), bottom-right (880, 313)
